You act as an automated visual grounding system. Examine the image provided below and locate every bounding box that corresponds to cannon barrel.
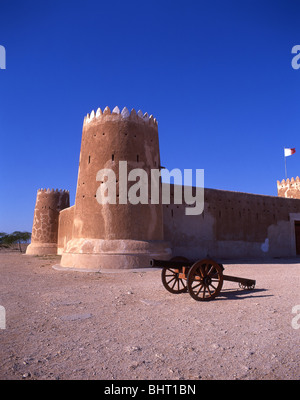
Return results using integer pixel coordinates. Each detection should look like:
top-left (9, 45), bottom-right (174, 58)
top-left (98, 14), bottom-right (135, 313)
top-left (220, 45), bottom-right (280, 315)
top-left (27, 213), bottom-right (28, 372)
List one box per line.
top-left (150, 259), bottom-right (194, 268)
top-left (150, 258), bottom-right (225, 271)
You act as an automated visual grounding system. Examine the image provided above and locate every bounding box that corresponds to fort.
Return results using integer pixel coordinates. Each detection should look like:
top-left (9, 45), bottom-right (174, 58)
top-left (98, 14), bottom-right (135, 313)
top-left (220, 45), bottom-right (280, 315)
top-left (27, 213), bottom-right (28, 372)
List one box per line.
top-left (26, 105), bottom-right (300, 269)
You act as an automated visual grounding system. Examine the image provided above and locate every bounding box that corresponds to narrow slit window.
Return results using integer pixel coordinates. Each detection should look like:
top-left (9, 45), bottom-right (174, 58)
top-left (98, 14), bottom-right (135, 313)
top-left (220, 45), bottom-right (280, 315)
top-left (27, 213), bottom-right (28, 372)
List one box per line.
top-left (88, 155), bottom-right (91, 164)
top-left (112, 154), bottom-right (115, 162)
top-left (137, 155), bottom-right (139, 162)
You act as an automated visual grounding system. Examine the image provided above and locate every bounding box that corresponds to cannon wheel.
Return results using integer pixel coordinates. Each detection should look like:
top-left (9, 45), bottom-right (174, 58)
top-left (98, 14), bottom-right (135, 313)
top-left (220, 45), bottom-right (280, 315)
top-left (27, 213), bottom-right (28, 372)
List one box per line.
top-left (187, 259), bottom-right (223, 301)
top-left (161, 256), bottom-right (189, 294)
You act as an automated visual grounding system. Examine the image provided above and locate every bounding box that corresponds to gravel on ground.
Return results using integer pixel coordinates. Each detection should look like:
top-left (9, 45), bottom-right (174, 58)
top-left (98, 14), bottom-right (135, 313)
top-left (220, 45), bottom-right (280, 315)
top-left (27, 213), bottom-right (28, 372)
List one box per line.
top-left (0, 251), bottom-right (299, 380)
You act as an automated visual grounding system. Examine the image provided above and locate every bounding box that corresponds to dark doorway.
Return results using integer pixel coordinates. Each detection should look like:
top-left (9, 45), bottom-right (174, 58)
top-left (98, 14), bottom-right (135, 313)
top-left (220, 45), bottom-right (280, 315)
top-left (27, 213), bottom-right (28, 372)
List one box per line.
top-left (295, 221), bottom-right (300, 255)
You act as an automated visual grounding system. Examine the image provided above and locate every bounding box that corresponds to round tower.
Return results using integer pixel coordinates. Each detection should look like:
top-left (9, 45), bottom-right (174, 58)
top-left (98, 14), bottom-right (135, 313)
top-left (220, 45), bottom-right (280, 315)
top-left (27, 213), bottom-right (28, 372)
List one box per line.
top-left (26, 189), bottom-right (70, 255)
top-left (60, 106), bottom-right (171, 270)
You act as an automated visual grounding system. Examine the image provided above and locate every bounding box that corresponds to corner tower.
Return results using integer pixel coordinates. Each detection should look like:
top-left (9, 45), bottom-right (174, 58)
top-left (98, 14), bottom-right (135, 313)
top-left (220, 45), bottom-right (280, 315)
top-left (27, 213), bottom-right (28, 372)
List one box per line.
top-left (277, 177), bottom-right (300, 199)
top-left (60, 106), bottom-right (171, 270)
top-left (26, 189), bottom-right (70, 255)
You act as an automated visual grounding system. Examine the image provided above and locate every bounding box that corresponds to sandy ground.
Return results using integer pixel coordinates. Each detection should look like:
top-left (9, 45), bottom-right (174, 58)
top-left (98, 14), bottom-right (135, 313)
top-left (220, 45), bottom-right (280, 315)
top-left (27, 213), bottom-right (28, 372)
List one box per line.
top-left (0, 250), bottom-right (299, 380)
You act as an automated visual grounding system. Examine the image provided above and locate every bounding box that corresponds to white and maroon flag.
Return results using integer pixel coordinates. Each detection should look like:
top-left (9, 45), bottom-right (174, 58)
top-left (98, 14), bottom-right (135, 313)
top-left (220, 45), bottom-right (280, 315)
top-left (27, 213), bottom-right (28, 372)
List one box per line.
top-left (284, 148), bottom-right (296, 157)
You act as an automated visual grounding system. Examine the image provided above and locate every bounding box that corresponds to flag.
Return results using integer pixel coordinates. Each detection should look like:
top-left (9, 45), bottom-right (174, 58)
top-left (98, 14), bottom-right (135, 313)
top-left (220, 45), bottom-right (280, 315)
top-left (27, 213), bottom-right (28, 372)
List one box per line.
top-left (284, 148), bottom-right (296, 157)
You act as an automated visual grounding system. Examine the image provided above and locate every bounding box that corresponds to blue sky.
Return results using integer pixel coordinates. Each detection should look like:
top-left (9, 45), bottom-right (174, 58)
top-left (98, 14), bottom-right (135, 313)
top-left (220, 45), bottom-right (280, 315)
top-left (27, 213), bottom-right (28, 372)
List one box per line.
top-left (0, 0), bottom-right (300, 232)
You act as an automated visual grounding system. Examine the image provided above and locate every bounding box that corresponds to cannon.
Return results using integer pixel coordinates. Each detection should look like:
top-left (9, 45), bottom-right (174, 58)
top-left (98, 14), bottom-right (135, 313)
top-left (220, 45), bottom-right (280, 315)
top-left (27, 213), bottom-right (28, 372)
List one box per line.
top-left (150, 257), bottom-right (256, 301)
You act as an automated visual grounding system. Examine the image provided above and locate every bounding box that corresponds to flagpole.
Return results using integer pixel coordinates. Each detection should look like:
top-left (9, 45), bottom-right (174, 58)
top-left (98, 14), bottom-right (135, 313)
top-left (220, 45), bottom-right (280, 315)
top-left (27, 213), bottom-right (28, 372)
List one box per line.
top-left (285, 154), bottom-right (287, 179)
top-left (284, 147), bottom-right (296, 179)
top-left (284, 147), bottom-right (287, 179)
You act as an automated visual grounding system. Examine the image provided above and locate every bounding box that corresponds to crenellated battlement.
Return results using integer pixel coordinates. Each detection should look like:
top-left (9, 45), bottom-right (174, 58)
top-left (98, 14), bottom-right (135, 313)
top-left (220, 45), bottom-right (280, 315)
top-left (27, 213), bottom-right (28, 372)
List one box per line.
top-left (277, 176), bottom-right (300, 199)
top-left (83, 106), bottom-right (158, 127)
top-left (37, 188), bottom-right (70, 194)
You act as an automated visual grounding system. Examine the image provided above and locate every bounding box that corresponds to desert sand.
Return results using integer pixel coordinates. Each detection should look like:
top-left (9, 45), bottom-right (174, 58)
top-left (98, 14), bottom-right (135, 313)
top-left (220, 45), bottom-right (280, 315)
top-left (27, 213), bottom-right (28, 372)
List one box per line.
top-left (0, 250), bottom-right (299, 380)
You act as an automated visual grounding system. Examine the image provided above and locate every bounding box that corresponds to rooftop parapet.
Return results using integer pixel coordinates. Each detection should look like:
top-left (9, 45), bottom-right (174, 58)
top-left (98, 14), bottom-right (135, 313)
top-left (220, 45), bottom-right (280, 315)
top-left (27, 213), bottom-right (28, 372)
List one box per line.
top-left (37, 188), bottom-right (70, 194)
top-left (277, 176), bottom-right (300, 199)
top-left (83, 106), bottom-right (158, 127)
top-left (277, 176), bottom-right (300, 188)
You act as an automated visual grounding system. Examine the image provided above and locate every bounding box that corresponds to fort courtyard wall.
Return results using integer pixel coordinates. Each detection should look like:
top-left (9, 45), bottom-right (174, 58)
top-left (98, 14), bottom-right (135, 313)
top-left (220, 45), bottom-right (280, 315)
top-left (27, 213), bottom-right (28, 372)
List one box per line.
top-left (27, 106), bottom-right (300, 268)
top-left (163, 186), bottom-right (300, 260)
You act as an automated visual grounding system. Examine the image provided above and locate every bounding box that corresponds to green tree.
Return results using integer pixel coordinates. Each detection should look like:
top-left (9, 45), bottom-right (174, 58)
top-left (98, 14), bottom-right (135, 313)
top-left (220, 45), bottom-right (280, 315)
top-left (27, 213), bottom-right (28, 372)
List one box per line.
top-left (0, 231), bottom-right (31, 252)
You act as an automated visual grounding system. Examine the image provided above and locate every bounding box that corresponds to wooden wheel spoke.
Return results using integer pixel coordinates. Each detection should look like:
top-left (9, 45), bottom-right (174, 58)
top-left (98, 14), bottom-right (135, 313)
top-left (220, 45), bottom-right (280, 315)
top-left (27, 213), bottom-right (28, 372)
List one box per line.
top-left (179, 279), bottom-right (185, 288)
top-left (165, 274), bottom-right (176, 278)
top-left (206, 285), bottom-right (212, 296)
top-left (166, 276), bottom-right (176, 285)
top-left (166, 268), bottom-right (176, 274)
top-left (171, 278), bottom-right (178, 290)
top-left (191, 280), bottom-right (202, 289)
top-left (161, 258), bottom-right (188, 295)
top-left (187, 259), bottom-right (224, 301)
top-left (195, 284), bottom-right (204, 296)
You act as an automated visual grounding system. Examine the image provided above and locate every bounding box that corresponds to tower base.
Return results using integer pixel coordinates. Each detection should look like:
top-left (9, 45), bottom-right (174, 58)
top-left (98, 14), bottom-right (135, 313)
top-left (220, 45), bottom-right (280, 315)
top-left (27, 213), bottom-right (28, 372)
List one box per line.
top-left (26, 243), bottom-right (58, 256)
top-left (59, 238), bottom-right (172, 271)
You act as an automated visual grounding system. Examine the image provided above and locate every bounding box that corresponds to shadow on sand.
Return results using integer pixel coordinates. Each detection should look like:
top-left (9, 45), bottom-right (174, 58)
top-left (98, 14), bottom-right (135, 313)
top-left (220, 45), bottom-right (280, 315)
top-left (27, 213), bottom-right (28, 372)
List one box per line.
top-left (216, 287), bottom-right (271, 301)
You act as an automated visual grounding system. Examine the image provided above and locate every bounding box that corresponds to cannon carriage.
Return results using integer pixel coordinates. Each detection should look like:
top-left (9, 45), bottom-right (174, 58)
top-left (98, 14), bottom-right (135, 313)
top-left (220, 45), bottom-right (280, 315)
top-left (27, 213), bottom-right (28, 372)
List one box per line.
top-left (150, 257), bottom-right (256, 301)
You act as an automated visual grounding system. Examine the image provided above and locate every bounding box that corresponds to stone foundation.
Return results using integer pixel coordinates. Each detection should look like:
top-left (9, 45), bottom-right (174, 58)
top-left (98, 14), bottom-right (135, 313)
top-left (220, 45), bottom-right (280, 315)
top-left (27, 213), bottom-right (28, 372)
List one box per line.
top-left (59, 239), bottom-right (171, 270)
top-left (26, 243), bottom-right (58, 256)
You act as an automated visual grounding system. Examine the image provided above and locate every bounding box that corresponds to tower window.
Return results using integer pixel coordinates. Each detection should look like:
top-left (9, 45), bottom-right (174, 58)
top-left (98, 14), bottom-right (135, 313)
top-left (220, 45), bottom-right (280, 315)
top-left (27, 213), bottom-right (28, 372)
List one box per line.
top-left (88, 155), bottom-right (91, 164)
top-left (112, 154), bottom-right (115, 162)
top-left (137, 155), bottom-right (139, 162)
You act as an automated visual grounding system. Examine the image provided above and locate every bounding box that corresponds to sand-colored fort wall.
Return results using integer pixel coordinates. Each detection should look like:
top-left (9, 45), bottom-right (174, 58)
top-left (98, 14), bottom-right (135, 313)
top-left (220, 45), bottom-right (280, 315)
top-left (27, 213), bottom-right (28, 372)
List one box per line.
top-left (277, 177), bottom-right (300, 199)
top-left (26, 189), bottom-right (70, 255)
top-left (59, 106), bottom-right (171, 270)
top-left (27, 105), bottom-right (300, 267)
top-left (57, 184), bottom-right (300, 264)
top-left (57, 206), bottom-right (74, 255)
top-left (164, 185), bottom-right (300, 260)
